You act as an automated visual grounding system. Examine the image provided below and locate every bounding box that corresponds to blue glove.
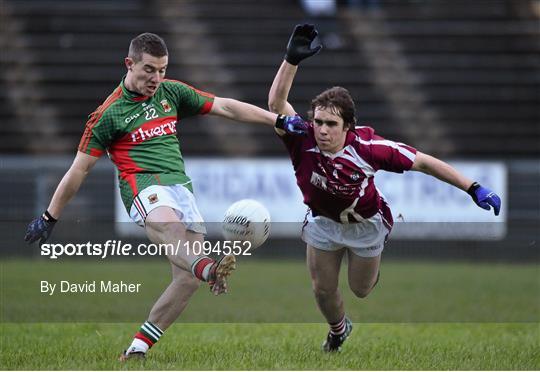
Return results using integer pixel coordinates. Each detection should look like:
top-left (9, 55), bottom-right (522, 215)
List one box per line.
top-left (467, 182), bottom-right (501, 216)
top-left (24, 211), bottom-right (57, 244)
top-left (275, 114), bottom-right (308, 136)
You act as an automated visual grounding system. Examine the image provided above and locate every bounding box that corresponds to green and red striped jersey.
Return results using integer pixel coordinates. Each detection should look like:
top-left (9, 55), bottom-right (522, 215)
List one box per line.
top-left (78, 78), bottom-right (214, 211)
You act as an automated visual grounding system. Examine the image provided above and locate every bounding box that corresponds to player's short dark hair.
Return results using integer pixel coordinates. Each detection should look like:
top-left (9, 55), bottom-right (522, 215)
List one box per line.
top-left (309, 86), bottom-right (357, 130)
top-left (128, 33), bottom-right (168, 62)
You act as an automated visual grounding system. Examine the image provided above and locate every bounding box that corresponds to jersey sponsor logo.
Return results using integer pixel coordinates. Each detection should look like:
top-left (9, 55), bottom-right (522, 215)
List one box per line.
top-left (310, 171), bottom-right (328, 191)
top-left (130, 120), bottom-right (177, 142)
top-left (310, 171), bottom-right (359, 197)
top-left (125, 112), bottom-right (141, 124)
top-left (160, 99), bottom-right (172, 113)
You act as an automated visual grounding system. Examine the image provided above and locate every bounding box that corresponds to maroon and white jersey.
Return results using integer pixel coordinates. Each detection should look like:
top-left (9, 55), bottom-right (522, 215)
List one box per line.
top-left (280, 125), bottom-right (417, 230)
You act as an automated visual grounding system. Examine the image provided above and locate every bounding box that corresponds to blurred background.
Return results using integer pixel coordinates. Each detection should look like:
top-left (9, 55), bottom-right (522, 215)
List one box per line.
top-left (1, 0), bottom-right (538, 261)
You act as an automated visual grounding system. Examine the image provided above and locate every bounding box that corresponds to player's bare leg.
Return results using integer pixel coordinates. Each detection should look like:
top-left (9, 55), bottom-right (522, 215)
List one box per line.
top-left (306, 245), bottom-right (345, 323)
top-left (144, 206), bottom-right (194, 271)
top-left (144, 207), bottom-right (236, 295)
top-left (118, 263), bottom-right (199, 362)
top-left (307, 245), bottom-right (353, 352)
top-left (120, 207), bottom-right (235, 361)
top-left (148, 260), bottom-right (201, 330)
top-left (346, 251), bottom-right (381, 298)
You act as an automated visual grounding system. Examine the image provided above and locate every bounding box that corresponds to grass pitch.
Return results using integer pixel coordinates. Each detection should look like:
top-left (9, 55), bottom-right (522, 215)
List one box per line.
top-left (1, 323), bottom-right (538, 370)
top-left (1, 258), bottom-right (539, 369)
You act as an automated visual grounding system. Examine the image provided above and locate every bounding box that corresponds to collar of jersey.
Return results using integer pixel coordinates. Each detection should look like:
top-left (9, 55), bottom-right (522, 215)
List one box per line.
top-left (120, 76), bottom-right (151, 102)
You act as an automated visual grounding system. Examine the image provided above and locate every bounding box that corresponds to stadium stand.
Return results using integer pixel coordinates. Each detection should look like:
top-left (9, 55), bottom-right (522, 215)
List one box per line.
top-left (0, 0), bottom-right (171, 153)
top-left (369, 0), bottom-right (540, 158)
top-left (1, 0), bottom-right (537, 158)
top-left (178, 0), bottom-right (400, 154)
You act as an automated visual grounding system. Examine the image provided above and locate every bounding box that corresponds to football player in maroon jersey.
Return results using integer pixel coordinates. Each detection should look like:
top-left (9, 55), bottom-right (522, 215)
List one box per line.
top-left (269, 24), bottom-right (501, 352)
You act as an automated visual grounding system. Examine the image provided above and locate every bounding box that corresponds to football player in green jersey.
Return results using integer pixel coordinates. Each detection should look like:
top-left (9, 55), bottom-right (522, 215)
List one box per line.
top-left (24, 32), bottom-right (308, 361)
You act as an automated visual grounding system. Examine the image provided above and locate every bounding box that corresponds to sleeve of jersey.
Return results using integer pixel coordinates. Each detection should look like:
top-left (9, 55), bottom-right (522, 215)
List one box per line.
top-left (78, 111), bottom-right (113, 158)
top-left (367, 130), bottom-right (417, 173)
top-left (169, 81), bottom-right (215, 118)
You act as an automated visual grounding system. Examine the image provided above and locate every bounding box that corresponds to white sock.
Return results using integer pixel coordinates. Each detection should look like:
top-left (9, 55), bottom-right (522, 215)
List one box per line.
top-left (127, 338), bottom-right (149, 354)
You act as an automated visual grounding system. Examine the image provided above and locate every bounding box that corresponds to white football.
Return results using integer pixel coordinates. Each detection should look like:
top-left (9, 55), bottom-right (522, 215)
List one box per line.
top-left (222, 199), bottom-right (271, 249)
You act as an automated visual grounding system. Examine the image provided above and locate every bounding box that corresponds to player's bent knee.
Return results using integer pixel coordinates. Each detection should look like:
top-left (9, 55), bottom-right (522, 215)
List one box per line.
top-left (184, 277), bottom-right (201, 292)
top-left (349, 284), bottom-right (373, 298)
top-left (172, 272), bottom-right (200, 292)
top-left (172, 267), bottom-right (200, 286)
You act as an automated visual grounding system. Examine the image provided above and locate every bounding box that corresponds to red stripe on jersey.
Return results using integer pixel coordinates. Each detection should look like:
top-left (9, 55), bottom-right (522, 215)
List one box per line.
top-left (108, 138), bottom-right (143, 198)
top-left (89, 148), bottom-right (104, 157)
top-left (109, 116), bottom-right (178, 200)
top-left (78, 86), bottom-right (123, 154)
top-left (123, 174), bottom-right (139, 200)
top-left (199, 100), bottom-right (213, 115)
top-left (108, 117), bottom-right (176, 171)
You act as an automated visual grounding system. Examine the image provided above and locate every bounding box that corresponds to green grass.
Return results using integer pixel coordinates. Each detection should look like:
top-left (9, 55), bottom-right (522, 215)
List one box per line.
top-left (1, 258), bottom-right (538, 322)
top-left (1, 258), bottom-right (539, 369)
top-left (1, 323), bottom-right (538, 370)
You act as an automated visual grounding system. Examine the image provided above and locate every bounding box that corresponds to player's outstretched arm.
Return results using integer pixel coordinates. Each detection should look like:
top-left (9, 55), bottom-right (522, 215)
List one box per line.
top-left (268, 61), bottom-right (298, 117)
top-left (24, 151), bottom-right (99, 244)
top-left (209, 97), bottom-right (308, 135)
top-left (210, 97), bottom-right (277, 126)
top-left (411, 152), bottom-right (501, 215)
top-left (268, 24), bottom-right (322, 116)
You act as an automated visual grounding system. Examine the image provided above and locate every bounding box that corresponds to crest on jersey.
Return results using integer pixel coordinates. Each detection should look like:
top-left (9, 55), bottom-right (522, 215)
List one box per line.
top-left (160, 99), bottom-right (172, 113)
top-left (148, 193), bottom-right (159, 204)
top-left (350, 172), bottom-right (360, 181)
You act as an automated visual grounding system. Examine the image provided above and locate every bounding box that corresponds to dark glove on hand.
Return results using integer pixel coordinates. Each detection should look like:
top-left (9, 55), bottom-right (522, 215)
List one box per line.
top-left (467, 182), bottom-right (501, 216)
top-left (275, 114), bottom-right (309, 136)
top-left (24, 211), bottom-right (57, 244)
top-left (285, 24), bottom-right (323, 65)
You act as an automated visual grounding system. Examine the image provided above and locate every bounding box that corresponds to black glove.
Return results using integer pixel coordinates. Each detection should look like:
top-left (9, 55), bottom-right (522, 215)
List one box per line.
top-left (24, 211), bottom-right (57, 245)
top-left (285, 24), bottom-right (323, 65)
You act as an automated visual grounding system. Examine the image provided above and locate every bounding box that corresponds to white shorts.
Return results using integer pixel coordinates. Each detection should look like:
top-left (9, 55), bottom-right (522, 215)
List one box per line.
top-left (301, 211), bottom-right (389, 258)
top-left (129, 184), bottom-right (206, 234)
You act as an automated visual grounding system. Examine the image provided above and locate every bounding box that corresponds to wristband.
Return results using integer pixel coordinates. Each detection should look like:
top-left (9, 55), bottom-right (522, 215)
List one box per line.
top-left (275, 114), bottom-right (286, 130)
top-left (43, 210), bottom-right (57, 223)
top-left (467, 182), bottom-right (480, 196)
